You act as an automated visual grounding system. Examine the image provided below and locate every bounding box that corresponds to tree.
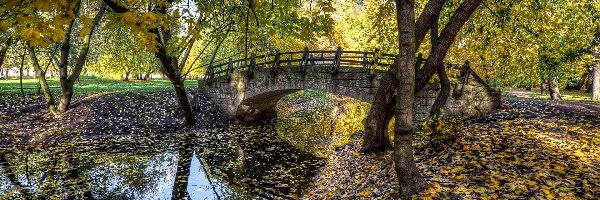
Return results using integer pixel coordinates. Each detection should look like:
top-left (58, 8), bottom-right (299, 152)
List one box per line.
top-left (362, 0), bottom-right (483, 153)
top-left (102, 0), bottom-right (334, 125)
top-left (593, 49), bottom-right (600, 101)
top-left (0, 36), bottom-right (12, 72)
top-left (57, 2), bottom-right (107, 111)
top-left (459, 0), bottom-right (599, 96)
top-left (394, 0), bottom-right (429, 197)
top-left (3, 0), bottom-right (107, 113)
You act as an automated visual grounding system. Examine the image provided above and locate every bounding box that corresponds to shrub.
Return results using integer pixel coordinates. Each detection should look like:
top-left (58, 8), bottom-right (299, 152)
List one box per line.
top-left (422, 116), bottom-right (463, 150)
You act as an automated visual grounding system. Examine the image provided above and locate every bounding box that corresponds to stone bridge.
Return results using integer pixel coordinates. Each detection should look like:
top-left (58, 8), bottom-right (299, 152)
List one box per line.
top-left (200, 48), bottom-right (501, 122)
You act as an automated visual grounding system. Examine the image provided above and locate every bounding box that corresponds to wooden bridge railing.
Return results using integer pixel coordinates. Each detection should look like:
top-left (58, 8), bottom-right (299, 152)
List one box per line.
top-left (203, 47), bottom-right (397, 83)
top-left (202, 47), bottom-right (491, 90)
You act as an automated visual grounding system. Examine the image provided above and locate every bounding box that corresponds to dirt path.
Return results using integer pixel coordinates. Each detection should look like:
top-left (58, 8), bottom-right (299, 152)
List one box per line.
top-left (507, 90), bottom-right (536, 98)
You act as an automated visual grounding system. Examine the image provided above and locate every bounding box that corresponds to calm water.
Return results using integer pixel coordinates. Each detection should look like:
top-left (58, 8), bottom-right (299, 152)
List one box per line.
top-left (0, 94), bottom-right (367, 199)
top-left (0, 122), bottom-right (325, 199)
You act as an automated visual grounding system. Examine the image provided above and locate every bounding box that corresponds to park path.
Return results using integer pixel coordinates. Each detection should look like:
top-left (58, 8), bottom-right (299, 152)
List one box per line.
top-left (507, 89), bottom-right (536, 98)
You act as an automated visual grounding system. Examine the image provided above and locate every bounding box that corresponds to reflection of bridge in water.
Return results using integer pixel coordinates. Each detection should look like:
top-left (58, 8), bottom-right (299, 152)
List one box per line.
top-left (201, 48), bottom-right (501, 122)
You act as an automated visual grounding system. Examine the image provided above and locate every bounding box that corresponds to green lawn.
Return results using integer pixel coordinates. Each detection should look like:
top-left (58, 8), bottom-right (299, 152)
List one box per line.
top-left (0, 76), bottom-right (197, 97)
top-left (502, 88), bottom-right (597, 103)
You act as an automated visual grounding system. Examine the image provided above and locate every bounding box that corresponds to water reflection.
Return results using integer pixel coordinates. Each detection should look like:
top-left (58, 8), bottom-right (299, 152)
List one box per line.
top-left (276, 95), bottom-right (370, 157)
top-left (0, 122), bottom-right (324, 199)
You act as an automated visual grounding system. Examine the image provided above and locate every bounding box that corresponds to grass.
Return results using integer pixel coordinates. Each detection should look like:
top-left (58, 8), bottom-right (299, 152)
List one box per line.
top-left (0, 76), bottom-right (197, 97)
top-left (502, 88), bottom-right (597, 103)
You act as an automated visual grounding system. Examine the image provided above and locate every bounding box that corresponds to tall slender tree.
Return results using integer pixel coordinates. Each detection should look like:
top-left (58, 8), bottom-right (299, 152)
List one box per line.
top-left (394, 0), bottom-right (429, 197)
top-left (593, 49), bottom-right (600, 101)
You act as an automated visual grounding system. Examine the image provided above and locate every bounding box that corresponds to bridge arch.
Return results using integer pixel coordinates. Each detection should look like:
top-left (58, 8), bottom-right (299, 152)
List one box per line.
top-left (200, 49), bottom-right (501, 122)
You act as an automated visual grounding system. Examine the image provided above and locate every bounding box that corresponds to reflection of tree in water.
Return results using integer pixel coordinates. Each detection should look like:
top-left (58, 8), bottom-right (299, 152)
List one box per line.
top-left (179, 121), bottom-right (325, 199)
top-left (1, 123), bottom-right (325, 199)
top-left (0, 142), bottom-right (175, 199)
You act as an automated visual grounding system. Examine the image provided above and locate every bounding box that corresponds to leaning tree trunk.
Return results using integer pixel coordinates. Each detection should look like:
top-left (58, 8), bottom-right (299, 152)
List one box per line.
top-left (394, 0), bottom-right (430, 198)
top-left (172, 79), bottom-right (196, 126)
top-left (428, 14), bottom-right (450, 119)
top-left (430, 65), bottom-right (450, 117)
top-left (592, 54), bottom-right (600, 100)
top-left (362, 66), bottom-right (397, 153)
top-left (28, 46), bottom-right (57, 113)
top-left (0, 37), bottom-right (12, 70)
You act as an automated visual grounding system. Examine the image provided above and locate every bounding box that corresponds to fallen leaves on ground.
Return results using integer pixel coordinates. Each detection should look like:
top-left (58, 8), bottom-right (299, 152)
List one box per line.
top-left (0, 89), bottom-right (231, 147)
top-left (303, 98), bottom-right (599, 199)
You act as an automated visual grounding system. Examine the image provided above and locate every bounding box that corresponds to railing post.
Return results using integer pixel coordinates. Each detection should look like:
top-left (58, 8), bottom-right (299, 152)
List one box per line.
top-left (298, 47), bottom-right (308, 74)
top-left (366, 48), bottom-right (381, 79)
top-left (320, 52), bottom-right (324, 66)
top-left (246, 53), bottom-right (256, 78)
top-left (461, 60), bottom-right (471, 85)
top-left (204, 63), bottom-right (214, 85)
top-left (415, 53), bottom-right (423, 76)
top-left (288, 53), bottom-right (292, 69)
top-left (330, 46), bottom-right (342, 74)
top-left (363, 52), bottom-right (369, 68)
top-left (271, 50), bottom-right (281, 76)
top-left (225, 58), bottom-right (233, 82)
top-left (455, 60), bottom-right (471, 97)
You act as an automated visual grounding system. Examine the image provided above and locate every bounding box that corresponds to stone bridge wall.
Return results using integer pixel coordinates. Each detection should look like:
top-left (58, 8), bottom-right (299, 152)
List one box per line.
top-left (201, 65), bottom-right (501, 123)
top-left (414, 82), bottom-right (501, 124)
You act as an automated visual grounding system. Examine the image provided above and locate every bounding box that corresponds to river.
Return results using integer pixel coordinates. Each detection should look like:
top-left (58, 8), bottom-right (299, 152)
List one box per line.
top-left (0, 91), bottom-right (368, 199)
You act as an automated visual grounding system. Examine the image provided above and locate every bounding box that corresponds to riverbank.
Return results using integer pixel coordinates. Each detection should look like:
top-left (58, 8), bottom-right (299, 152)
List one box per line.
top-left (0, 90), bottom-right (232, 147)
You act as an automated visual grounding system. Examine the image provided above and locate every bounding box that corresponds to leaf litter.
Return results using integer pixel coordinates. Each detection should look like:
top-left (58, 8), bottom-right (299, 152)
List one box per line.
top-left (302, 98), bottom-right (599, 199)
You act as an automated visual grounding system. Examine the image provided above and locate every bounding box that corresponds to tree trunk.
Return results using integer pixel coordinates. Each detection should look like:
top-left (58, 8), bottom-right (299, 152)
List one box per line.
top-left (124, 72), bottom-right (130, 81)
top-left (58, 7), bottom-right (76, 112)
top-left (19, 47), bottom-right (25, 97)
top-left (173, 79), bottom-right (196, 126)
top-left (362, 66), bottom-right (396, 153)
top-left (414, 0), bottom-right (483, 91)
top-left (414, 0), bottom-right (445, 50)
top-left (592, 51), bottom-right (600, 100)
top-left (430, 65), bottom-right (450, 117)
top-left (362, 0), bottom-right (482, 153)
top-left (549, 75), bottom-right (562, 101)
top-left (428, 14), bottom-right (450, 119)
top-left (541, 80), bottom-right (547, 95)
top-left (0, 37), bottom-right (12, 70)
top-left (103, 0), bottom-right (197, 126)
top-left (57, 2), bottom-right (105, 112)
top-left (394, 0), bottom-right (429, 198)
top-left (362, 0), bottom-right (446, 153)
top-left (144, 71), bottom-right (152, 80)
top-left (28, 46), bottom-right (57, 113)
top-left (575, 70), bottom-right (589, 90)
